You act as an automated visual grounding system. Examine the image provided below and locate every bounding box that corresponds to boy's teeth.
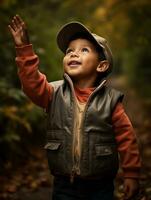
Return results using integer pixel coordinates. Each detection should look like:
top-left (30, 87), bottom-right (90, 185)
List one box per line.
top-left (70, 61), bottom-right (80, 65)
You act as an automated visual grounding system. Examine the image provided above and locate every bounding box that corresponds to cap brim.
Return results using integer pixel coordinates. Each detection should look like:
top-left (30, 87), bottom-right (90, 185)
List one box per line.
top-left (57, 21), bottom-right (99, 54)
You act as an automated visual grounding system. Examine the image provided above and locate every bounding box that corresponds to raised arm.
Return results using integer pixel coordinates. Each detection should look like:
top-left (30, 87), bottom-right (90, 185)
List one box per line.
top-left (8, 15), bottom-right (53, 109)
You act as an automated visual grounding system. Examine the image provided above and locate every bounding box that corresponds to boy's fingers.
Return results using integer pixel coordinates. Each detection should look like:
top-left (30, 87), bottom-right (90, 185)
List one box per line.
top-left (11, 19), bottom-right (18, 31)
top-left (16, 14), bottom-right (23, 24)
top-left (8, 25), bottom-right (15, 35)
top-left (123, 185), bottom-right (130, 199)
top-left (13, 16), bottom-right (21, 28)
top-left (15, 15), bottom-right (26, 28)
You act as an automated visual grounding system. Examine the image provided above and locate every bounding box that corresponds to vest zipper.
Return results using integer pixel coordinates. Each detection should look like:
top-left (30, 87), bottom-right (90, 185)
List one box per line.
top-left (71, 92), bottom-right (84, 182)
top-left (76, 79), bottom-right (107, 179)
top-left (64, 75), bottom-right (79, 183)
top-left (64, 74), bottom-right (106, 182)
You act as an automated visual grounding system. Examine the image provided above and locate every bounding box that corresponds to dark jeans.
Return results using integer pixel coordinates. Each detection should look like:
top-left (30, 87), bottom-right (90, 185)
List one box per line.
top-left (52, 176), bottom-right (114, 200)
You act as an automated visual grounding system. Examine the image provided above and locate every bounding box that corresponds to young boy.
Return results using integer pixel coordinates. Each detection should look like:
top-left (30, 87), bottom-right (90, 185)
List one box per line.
top-left (8, 15), bottom-right (141, 200)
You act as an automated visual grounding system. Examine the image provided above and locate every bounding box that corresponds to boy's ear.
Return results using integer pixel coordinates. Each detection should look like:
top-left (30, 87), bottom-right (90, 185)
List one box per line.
top-left (96, 60), bottom-right (109, 73)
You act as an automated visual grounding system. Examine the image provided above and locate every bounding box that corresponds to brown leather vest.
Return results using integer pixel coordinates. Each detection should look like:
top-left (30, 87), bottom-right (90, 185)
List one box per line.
top-left (45, 74), bottom-right (124, 180)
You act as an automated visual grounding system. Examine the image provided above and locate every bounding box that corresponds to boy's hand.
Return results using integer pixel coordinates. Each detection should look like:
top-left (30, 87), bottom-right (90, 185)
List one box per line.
top-left (8, 15), bottom-right (30, 46)
top-left (123, 178), bottom-right (139, 199)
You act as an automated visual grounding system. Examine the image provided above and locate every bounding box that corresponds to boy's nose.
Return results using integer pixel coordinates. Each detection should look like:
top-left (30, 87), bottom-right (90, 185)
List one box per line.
top-left (70, 51), bottom-right (79, 57)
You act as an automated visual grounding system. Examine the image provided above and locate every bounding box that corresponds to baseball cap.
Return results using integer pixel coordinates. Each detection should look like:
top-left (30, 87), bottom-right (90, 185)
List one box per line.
top-left (57, 21), bottom-right (113, 73)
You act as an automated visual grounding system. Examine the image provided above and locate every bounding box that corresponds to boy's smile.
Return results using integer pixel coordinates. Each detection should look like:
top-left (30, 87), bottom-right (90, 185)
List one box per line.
top-left (68, 60), bottom-right (82, 68)
top-left (63, 38), bottom-right (101, 87)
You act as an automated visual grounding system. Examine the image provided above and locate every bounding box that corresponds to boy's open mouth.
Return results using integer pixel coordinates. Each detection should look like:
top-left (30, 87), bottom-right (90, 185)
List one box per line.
top-left (68, 60), bottom-right (81, 67)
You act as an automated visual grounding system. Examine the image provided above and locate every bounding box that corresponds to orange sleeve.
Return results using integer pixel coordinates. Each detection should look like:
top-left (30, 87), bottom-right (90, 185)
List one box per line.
top-left (15, 44), bottom-right (53, 109)
top-left (112, 102), bottom-right (141, 179)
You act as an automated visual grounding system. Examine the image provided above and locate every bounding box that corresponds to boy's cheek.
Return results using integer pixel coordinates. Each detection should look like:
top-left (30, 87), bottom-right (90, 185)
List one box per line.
top-left (63, 62), bottom-right (67, 73)
top-left (63, 57), bottom-right (67, 67)
top-left (63, 61), bottom-right (67, 70)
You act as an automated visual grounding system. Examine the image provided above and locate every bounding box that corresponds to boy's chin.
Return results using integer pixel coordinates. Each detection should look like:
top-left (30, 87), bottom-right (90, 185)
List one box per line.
top-left (65, 73), bottom-right (82, 82)
top-left (64, 71), bottom-right (80, 78)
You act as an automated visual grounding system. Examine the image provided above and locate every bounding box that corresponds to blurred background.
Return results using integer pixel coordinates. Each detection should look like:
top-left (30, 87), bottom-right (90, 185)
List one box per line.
top-left (0, 0), bottom-right (151, 199)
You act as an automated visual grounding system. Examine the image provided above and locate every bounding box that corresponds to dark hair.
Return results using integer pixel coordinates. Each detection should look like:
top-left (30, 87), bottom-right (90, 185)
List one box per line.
top-left (67, 32), bottom-right (106, 61)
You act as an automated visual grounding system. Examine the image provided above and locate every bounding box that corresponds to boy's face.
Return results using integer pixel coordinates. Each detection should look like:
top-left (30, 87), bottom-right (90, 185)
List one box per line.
top-left (63, 38), bottom-right (101, 84)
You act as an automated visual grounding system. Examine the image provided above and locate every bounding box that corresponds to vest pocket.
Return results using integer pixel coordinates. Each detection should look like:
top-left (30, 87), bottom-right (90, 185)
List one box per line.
top-left (90, 144), bottom-right (118, 178)
top-left (44, 141), bottom-right (61, 150)
top-left (95, 145), bottom-right (113, 156)
top-left (44, 140), bottom-right (65, 174)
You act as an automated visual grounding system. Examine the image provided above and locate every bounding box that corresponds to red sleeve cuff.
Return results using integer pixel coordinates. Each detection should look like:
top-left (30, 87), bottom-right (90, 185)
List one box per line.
top-left (123, 170), bottom-right (141, 179)
top-left (15, 44), bottom-right (34, 57)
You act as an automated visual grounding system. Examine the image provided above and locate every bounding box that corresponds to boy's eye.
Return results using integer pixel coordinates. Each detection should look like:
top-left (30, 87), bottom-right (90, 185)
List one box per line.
top-left (66, 48), bottom-right (73, 54)
top-left (82, 48), bottom-right (89, 52)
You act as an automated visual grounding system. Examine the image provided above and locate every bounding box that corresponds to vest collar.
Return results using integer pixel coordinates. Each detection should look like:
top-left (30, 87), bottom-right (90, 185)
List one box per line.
top-left (63, 73), bottom-right (107, 94)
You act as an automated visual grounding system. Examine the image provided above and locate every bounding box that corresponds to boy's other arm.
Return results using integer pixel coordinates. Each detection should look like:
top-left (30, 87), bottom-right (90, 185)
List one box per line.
top-left (8, 15), bottom-right (53, 109)
top-left (112, 103), bottom-right (141, 199)
top-left (112, 103), bottom-right (141, 178)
